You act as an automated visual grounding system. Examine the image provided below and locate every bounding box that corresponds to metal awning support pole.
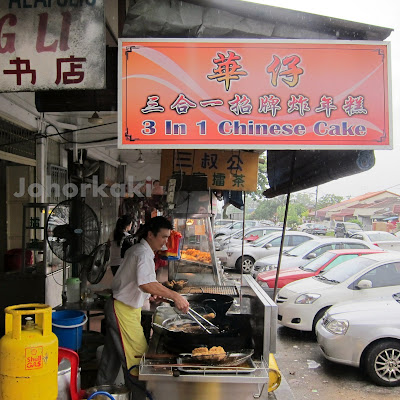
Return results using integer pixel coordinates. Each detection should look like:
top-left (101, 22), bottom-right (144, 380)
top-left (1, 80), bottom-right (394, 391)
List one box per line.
top-left (240, 192), bottom-right (246, 303)
top-left (273, 151), bottom-right (296, 302)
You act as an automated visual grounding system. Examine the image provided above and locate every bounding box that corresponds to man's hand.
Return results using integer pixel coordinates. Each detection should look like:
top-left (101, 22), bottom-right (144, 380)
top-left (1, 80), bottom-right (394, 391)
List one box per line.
top-left (140, 281), bottom-right (190, 313)
top-left (149, 295), bottom-right (164, 304)
top-left (172, 293), bottom-right (190, 314)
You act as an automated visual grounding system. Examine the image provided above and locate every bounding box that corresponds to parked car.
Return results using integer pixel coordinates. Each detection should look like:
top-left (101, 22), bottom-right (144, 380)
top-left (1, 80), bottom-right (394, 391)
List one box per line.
top-left (334, 221), bottom-right (363, 238)
top-left (276, 252), bottom-right (400, 333)
top-left (316, 292), bottom-right (400, 386)
top-left (349, 230), bottom-right (400, 251)
top-left (304, 223), bottom-right (327, 236)
top-left (256, 248), bottom-right (384, 290)
top-left (214, 226), bottom-right (282, 251)
top-left (219, 231), bottom-right (315, 273)
top-left (297, 223), bottom-right (314, 232)
top-left (214, 219), bottom-right (237, 229)
top-left (213, 220), bottom-right (261, 238)
top-left (252, 237), bottom-right (379, 277)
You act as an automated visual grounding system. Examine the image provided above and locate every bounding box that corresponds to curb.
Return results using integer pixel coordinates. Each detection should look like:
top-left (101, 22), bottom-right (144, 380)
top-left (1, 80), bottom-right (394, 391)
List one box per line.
top-left (270, 372), bottom-right (296, 400)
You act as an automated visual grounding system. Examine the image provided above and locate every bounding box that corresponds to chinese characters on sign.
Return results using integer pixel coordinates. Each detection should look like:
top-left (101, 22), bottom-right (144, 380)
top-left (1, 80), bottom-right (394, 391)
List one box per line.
top-left (119, 40), bottom-right (390, 149)
top-left (159, 150), bottom-right (259, 191)
top-left (0, 1), bottom-right (105, 91)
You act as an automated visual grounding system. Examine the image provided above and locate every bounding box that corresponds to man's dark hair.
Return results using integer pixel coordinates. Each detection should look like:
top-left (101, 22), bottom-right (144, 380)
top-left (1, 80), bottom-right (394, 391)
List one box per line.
top-left (136, 216), bottom-right (172, 241)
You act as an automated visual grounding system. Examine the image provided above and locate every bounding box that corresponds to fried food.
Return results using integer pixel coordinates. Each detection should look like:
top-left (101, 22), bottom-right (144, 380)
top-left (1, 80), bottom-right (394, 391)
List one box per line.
top-left (191, 346), bottom-right (226, 361)
top-left (192, 347), bottom-right (209, 357)
top-left (208, 346), bottom-right (226, 361)
top-left (203, 312), bottom-right (216, 320)
top-left (163, 279), bottom-right (187, 291)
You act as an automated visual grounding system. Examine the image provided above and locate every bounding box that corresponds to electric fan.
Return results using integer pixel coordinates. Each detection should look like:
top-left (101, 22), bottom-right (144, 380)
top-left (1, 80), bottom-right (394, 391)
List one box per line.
top-left (85, 242), bottom-right (111, 284)
top-left (46, 198), bottom-right (100, 302)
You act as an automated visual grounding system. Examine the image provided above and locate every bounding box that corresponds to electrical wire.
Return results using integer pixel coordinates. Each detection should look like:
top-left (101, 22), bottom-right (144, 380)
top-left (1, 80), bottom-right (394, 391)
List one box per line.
top-left (0, 121), bottom-right (117, 148)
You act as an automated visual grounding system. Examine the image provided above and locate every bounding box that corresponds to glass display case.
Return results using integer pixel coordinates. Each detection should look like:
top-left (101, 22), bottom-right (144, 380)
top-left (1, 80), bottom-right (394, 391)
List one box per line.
top-left (168, 191), bottom-right (222, 286)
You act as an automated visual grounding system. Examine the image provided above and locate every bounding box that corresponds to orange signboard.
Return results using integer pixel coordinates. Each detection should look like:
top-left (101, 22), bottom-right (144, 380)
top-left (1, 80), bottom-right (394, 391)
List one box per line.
top-left (118, 39), bottom-right (391, 150)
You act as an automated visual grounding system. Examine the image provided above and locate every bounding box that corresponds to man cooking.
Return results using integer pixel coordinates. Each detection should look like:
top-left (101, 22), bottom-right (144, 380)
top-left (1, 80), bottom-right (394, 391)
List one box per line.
top-left (97, 216), bottom-right (189, 394)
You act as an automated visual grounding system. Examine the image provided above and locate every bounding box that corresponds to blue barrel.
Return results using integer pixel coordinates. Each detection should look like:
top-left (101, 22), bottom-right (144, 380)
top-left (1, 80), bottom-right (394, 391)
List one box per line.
top-left (52, 310), bottom-right (87, 351)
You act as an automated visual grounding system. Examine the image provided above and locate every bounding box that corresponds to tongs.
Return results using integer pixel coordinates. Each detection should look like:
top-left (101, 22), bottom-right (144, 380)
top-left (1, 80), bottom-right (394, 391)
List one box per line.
top-left (164, 299), bottom-right (220, 334)
top-left (187, 307), bottom-right (220, 334)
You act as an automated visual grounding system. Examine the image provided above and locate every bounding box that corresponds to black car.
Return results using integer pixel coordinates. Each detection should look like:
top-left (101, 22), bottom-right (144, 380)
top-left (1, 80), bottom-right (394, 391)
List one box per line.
top-left (334, 222), bottom-right (363, 238)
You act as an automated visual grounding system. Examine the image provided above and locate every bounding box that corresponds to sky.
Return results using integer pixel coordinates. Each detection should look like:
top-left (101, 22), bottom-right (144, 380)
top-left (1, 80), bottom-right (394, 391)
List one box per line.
top-left (246, 0), bottom-right (400, 199)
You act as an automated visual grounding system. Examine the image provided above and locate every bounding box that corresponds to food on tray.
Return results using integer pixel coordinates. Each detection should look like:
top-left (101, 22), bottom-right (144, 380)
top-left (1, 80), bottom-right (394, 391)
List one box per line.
top-left (163, 279), bottom-right (187, 291)
top-left (208, 346), bottom-right (226, 361)
top-left (181, 249), bottom-right (211, 264)
top-left (192, 347), bottom-right (209, 356)
top-left (191, 346), bottom-right (226, 361)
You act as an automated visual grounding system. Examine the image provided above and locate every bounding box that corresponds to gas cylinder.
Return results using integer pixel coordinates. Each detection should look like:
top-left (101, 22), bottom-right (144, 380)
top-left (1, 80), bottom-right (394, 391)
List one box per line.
top-left (0, 304), bottom-right (58, 400)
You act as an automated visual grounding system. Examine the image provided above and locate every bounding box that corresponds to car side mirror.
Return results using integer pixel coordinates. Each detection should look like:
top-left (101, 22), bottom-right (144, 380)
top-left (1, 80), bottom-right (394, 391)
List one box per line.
top-left (355, 279), bottom-right (372, 290)
top-left (306, 252), bottom-right (317, 259)
top-left (264, 243), bottom-right (272, 249)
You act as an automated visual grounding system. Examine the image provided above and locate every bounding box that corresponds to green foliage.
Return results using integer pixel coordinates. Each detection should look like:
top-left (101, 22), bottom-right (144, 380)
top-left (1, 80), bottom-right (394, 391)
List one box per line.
top-left (248, 195), bottom-right (286, 222)
top-left (317, 194), bottom-right (344, 210)
top-left (348, 218), bottom-right (363, 227)
top-left (276, 202), bottom-right (308, 227)
top-left (248, 152), bottom-right (268, 200)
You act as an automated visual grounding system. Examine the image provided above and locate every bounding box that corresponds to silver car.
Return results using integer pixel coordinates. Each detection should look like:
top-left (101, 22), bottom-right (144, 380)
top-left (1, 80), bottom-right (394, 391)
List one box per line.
top-left (252, 237), bottom-right (380, 277)
top-left (219, 231), bottom-right (315, 273)
top-left (317, 292), bottom-right (400, 386)
top-left (215, 226), bottom-right (282, 251)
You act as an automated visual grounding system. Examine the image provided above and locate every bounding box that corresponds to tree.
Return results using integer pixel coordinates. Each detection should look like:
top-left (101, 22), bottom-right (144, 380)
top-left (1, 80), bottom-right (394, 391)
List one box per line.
top-left (248, 152), bottom-right (269, 200)
top-left (248, 195), bottom-right (286, 222)
top-left (317, 194), bottom-right (344, 210)
top-left (276, 202), bottom-right (308, 227)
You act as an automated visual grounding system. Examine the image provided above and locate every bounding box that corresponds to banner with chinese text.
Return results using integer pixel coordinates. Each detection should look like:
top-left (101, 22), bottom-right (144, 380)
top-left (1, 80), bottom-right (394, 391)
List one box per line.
top-left (119, 39), bottom-right (391, 150)
top-left (0, 1), bottom-right (105, 91)
top-left (159, 149), bottom-right (259, 191)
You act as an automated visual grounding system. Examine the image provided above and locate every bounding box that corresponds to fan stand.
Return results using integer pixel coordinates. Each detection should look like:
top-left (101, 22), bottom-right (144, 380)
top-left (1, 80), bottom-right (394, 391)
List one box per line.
top-left (62, 242), bottom-right (68, 305)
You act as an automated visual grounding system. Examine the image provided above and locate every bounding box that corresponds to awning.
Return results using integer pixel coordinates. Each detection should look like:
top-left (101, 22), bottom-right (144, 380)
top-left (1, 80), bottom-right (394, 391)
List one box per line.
top-left (263, 150), bottom-right (375, 198)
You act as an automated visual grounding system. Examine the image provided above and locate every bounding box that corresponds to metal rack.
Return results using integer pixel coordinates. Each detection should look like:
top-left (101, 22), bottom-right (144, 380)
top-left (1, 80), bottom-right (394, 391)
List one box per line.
top-left (21, 203), bottom-right (51, 273)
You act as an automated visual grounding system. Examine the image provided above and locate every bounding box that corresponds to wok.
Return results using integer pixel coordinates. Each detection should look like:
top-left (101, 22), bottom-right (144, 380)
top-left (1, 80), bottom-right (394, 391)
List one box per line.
top-left (153, 314), bottom-right (253, 354)
top-left (183, 293), bottom-right (234, 322)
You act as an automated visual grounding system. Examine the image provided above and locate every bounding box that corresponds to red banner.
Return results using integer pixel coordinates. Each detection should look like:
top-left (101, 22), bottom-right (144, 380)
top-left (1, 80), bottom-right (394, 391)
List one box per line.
top-left (118, 39), bottom-right (391, 149)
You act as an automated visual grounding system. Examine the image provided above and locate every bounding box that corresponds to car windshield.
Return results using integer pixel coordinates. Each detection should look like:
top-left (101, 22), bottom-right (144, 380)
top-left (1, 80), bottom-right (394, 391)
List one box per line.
top-left (345, 223), bottom-right (361, 230)
top-left (301, 252), bottom-right (336, 272)
top-left (321, 256), bottom-right (377, 283)
top-left (286, 240), bottom-right (321, 257)
top-left (215, 220), bottom-right (233, 227)
top-left (367, 232), bottom-right (399, 241)
top-left (251, 232), bottom-right (280, 247)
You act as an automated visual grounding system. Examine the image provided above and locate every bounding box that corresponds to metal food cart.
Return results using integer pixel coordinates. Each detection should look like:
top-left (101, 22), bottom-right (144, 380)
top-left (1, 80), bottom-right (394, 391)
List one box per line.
top-left (139, 275), bottom-right (277, 400)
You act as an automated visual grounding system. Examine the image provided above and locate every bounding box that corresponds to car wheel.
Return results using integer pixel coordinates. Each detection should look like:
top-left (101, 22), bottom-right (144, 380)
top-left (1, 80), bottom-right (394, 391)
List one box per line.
top-left (312, 307), bottom-right (330, 334)
top-left (235, 256), bottom-right (255, 274)
top-left (364, 340), bottom-right (400, 386)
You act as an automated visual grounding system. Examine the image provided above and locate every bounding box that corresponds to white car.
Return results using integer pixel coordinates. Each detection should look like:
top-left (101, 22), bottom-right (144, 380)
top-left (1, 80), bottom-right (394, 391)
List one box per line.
top-left (214, 226), bottom-right (282, 251)
top-left (316, 293), bottom-right (400, 386)
top-left (213, 220), bottom-right (260, 238)
top-left (219, 231), bottom-right (315, 273)
top-left (252, 237), bottom-right (379, 277)
top-left (277, 252), bottom-right (400, 333)
top-left (349, 230), bottom-right (400, 251)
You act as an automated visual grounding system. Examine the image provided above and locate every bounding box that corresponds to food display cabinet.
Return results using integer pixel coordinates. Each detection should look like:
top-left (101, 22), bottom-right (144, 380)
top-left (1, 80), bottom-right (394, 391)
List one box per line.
top-left (168, 191), bottom-right (222, 286)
